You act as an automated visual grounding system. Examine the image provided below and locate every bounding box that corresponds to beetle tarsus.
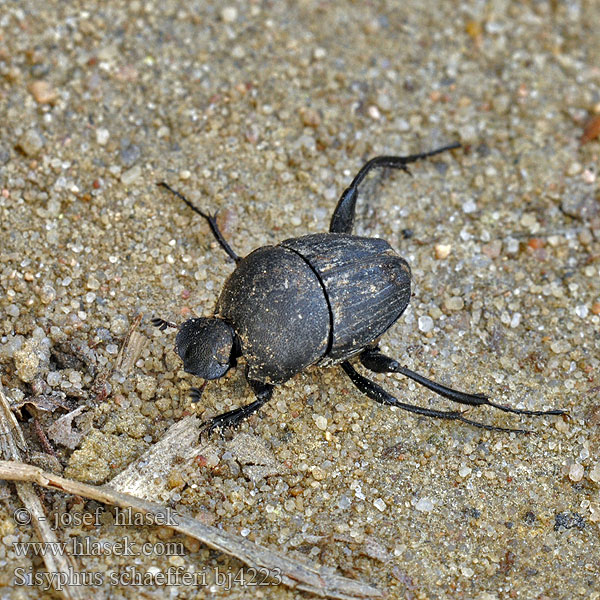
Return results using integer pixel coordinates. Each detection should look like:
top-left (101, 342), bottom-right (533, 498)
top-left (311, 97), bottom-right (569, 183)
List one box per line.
top-left (360, 347), bottom-right (565, 419)
top-left (341, 361), bottom-right (532, 433)
top-left (485, 400), bottom-right (566, 417)
top-left (157, 181), bottom-right (241, 263)
top-left (330, 142), bottom-right (460, 234)
top-left (151, 317), bottom-right (177, 331)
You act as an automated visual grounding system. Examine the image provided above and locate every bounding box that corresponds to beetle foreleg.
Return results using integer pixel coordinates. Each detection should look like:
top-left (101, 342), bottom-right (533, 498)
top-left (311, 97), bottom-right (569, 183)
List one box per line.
top-left (360, 348), bottom-right (565, 417)
top-left (329, 143), bottom-right (461, 234)
top-left (341, 361), bottom-right (531, 433)
top-left (200, 379), bottom-right (273, 435)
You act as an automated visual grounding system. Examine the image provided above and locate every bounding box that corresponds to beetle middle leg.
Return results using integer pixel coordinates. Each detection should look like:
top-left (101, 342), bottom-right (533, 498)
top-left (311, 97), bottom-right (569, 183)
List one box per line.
top-left (157, 182), bottom-right (241, 263)
top-left (359, 347), bottom-right (565, 418)
top-left (329, 142), bottom-right (461, 234)
top-left (201, 379), bottom-right (274, 435)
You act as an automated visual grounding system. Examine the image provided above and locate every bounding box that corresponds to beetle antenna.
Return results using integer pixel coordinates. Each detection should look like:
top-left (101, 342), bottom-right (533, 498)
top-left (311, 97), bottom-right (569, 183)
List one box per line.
top-left (151, 317), bottom-right (178, 331)
top-left (156, 182), bottom-right (241, 263)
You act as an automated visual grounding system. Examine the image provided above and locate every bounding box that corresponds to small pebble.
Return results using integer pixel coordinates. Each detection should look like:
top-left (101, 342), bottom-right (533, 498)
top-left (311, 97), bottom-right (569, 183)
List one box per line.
top-left (582, 169), bottom-right (596, 184)
top-left (458, 465), bottom-right (472, 478)
top-left (444, 296), bottom-right (464, 312)
top-left (434, 244), bottom-right (451, 259)
top-left (376, 93), bottom-right (392, 113)
top-left (367, 105), bottom-right (381, 120)
top-left (120, 143), bottom-right (141, 167)
top-left (299, 107), bottom-right (320, 128)
top-left (311, 466), bottom-right (325, 480)
top-left (510, 313), bottom-right (521, 328)
top-left (47, 371), bottom-right (62, 387)
top-left (589, 463), bottom-right (600, 483)
top-left (17, 129), bottom-right (45, 156)
top-left (86, 276), bottom-right (100, 290)
top-left (504, 237), bottom-right (519, 254)
top-left (221, 7), bottom-right (238, 23)
top-left (482, 239), bottom-right (502, 259)
top-left (96, 128), bottom-right (110, 145)
top-left (415, 498), bottom-right (434, 512)
top-left (373, 498), bottom-right (386, 512)
top-left (550, 339), bottom-right (571, 354)
top-left (520, 213), bottom-right (538, 231)
top-left (462, 199), bottom-right (477, 213)
top-left (458, 124), bottom-right (477, 143)
top-left (68, 370), bottom-right (82, 385)
top-left (418, 315), bottom-right (434, 333)
top-left (121, 165), bottom-right (142, 185)
top-left (28, 80), bottom-right (58, 104)
top-left (338, 495), bottom-right (352, 509)
top-left (6, 304), bottom-right (20, 318)
top-left (568, 463), bottom-right (584, 482)
top-left (14, 344), bottom-right (40, 383)
top-left (313, 415), bottom-right (327, 431)
top-left (110, 314), bottom-right (129, 335)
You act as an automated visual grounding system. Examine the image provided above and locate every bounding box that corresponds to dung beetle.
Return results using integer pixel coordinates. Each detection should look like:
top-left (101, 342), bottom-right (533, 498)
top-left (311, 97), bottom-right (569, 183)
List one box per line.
top-left (153, 143), bottom-right (564, 434)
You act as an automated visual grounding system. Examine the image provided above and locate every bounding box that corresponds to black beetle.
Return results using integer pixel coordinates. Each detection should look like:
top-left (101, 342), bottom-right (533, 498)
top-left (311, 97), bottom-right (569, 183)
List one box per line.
top-left (153, 143), bottom-right (564, 434)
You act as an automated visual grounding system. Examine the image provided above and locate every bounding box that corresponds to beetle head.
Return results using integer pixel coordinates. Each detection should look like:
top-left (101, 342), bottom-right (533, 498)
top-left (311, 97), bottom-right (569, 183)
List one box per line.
top-left (175, 317), bottom-right (235, 380)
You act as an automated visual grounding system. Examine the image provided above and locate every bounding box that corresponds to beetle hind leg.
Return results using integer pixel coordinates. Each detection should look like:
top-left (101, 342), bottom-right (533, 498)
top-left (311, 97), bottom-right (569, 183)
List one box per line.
top-left (359, 348), bottom-right (565, 418)
top-left (329, 143), bottom-right (460, 234)
top-left (341, 361), bottom-right (529, 433)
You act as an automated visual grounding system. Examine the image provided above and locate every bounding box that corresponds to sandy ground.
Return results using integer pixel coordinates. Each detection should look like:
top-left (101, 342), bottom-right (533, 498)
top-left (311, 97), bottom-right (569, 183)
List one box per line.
top-left (1, 1), bottom-right (599, 599)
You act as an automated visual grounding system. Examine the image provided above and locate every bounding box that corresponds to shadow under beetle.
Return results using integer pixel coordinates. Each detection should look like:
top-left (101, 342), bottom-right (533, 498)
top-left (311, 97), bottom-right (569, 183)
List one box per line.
top-left (153, 143), bottom-right (564, 434)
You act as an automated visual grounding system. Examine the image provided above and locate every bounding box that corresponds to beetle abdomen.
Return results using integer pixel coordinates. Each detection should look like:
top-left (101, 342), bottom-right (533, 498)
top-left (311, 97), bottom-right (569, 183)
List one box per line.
top-left (282, 233), bottom-right (411, 363)
top-left (216, 245), bottom-right (330, 384)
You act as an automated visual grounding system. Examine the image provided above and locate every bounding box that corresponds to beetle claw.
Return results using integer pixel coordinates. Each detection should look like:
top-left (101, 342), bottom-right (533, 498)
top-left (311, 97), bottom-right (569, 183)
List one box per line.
top-left (199, 417), bottom-right (227, 439)
top-left (199, 413), bottom-right (240, 439)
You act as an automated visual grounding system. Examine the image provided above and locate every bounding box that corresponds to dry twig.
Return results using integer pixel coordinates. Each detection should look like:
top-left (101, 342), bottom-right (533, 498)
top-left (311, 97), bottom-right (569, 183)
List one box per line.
top-left (0, 459), bottom-right (381, 599)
